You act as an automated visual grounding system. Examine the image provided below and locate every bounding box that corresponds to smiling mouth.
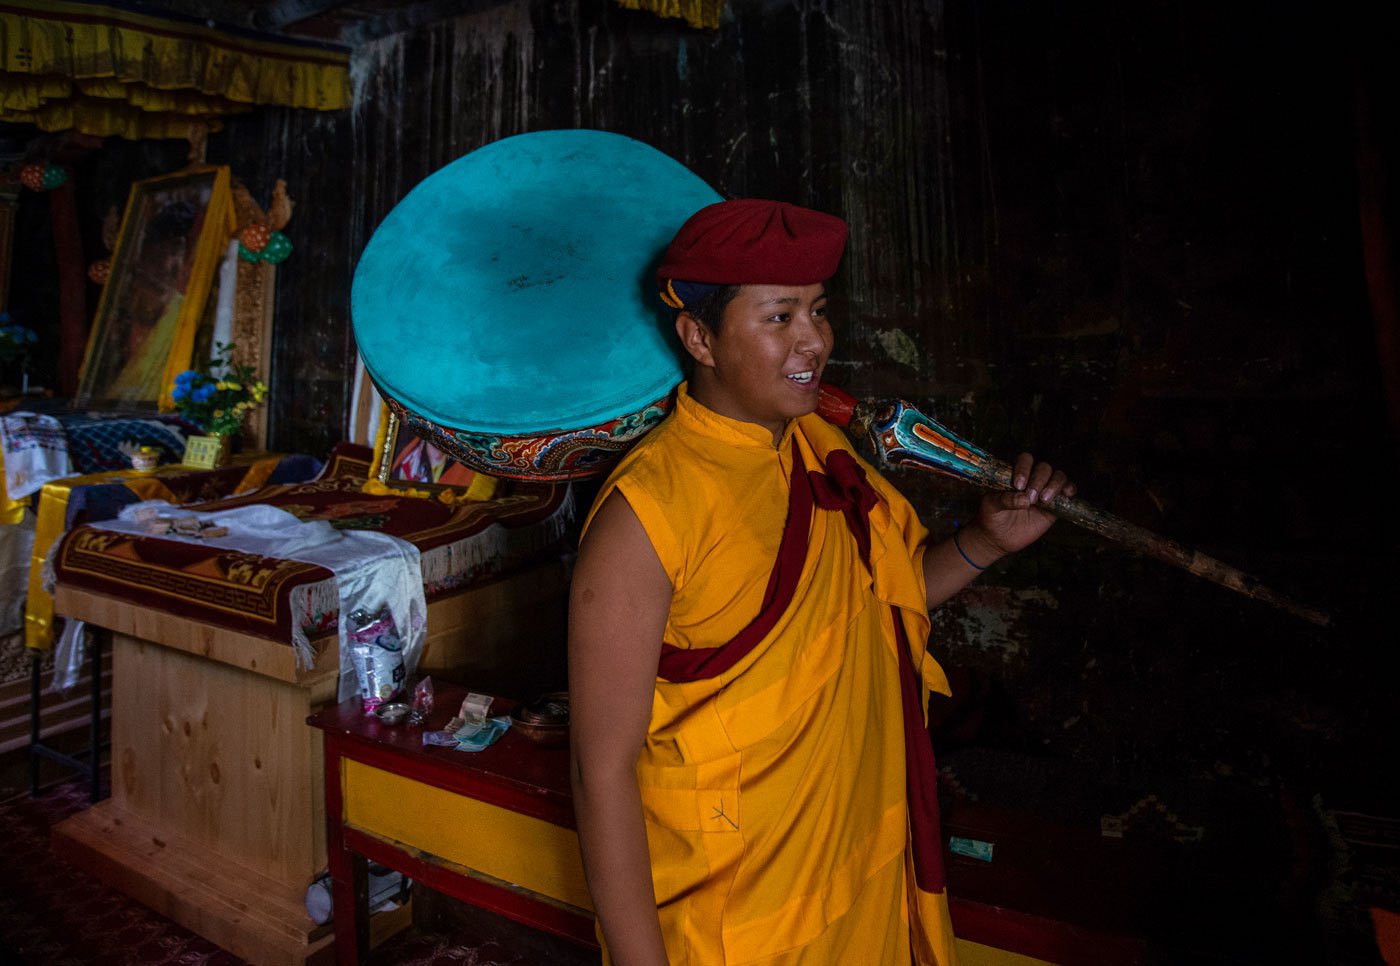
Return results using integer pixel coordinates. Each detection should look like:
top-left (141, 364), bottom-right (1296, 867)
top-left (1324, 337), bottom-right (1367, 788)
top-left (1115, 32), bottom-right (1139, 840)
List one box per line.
top-left (786, 370), bottom-right (816, 386)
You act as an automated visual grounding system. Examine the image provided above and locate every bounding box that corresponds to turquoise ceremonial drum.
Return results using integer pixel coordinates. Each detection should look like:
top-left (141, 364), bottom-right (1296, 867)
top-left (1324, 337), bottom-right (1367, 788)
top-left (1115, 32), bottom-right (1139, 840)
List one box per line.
top-left (352, 129), bottom-right (723, 480)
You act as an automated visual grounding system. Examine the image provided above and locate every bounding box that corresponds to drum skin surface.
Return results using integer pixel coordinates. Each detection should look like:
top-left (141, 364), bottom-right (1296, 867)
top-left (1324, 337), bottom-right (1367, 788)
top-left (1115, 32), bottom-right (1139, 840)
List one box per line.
top-left (352, 129), bottom-right (722, 480)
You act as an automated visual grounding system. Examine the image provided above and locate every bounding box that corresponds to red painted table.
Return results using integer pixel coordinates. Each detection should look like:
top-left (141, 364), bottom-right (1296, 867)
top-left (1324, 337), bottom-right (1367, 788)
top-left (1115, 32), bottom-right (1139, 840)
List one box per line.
top-left (309, 683), bottom-right (1153, 966)
top-left (307, 684), bottom-right (597, 966)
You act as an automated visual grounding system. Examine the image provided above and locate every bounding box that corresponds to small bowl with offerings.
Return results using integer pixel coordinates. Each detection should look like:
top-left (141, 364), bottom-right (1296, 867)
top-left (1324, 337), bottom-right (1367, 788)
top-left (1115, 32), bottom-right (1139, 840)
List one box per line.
top-left (509, 691), bottom-right (570, 746)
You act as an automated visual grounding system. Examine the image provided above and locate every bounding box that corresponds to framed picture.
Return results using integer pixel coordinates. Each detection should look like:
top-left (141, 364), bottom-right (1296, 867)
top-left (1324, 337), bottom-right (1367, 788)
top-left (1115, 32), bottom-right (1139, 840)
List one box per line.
top-left (76, 165), bottom-right (234, 410)
top-left (371, 407), bottom-right (500, 501)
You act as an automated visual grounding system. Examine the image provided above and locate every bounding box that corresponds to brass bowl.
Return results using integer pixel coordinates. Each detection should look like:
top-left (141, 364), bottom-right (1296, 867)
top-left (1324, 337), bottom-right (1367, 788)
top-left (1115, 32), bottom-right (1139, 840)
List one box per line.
top-left (510, 691), bottom-right (569, 746)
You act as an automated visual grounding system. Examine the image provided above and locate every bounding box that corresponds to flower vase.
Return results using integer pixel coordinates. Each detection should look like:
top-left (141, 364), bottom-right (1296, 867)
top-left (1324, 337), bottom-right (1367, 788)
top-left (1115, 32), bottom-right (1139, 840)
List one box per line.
top-left (182, 433), bottom-right (232, 469)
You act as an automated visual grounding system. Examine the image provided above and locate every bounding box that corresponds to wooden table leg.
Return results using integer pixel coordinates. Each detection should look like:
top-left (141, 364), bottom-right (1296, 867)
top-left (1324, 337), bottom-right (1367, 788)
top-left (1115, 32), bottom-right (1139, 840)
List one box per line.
top-left (325, 735), bottom-right (370, 965)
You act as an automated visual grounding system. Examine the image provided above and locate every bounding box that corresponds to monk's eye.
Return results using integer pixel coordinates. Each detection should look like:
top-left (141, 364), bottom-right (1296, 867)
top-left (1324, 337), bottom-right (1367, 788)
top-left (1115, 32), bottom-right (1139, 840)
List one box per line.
top-left (767, 313), bottom-right (790, 323)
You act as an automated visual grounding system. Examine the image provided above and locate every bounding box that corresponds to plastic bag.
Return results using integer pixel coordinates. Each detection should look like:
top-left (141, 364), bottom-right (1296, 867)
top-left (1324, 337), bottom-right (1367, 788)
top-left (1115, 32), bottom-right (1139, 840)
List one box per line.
top-left (346, 607), bottom-right (406, 714)
top-left (409, 676), bottom-right (434, 725)
top-left (49, 619), bottom-right (87, 694)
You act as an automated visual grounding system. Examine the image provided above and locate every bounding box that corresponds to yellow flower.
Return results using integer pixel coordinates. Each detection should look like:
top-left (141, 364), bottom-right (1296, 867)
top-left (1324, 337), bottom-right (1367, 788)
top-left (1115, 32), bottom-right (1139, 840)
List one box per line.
top-left (227, 382), bottom-right (242, 392)
top-left (213, 409), bottom-right (224, 418)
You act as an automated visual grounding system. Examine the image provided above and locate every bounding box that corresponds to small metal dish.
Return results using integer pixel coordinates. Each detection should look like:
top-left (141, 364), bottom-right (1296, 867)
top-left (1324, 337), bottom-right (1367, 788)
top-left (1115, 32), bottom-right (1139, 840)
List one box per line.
top-left (510, 691), bottom-right (569, 746)
top-left (375, 701), bottom-right (411, 725)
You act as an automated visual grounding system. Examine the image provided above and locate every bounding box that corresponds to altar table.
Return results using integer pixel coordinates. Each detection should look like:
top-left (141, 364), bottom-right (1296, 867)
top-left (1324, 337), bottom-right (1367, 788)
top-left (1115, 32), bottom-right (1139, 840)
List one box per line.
top-left (16, 453), bottom-right (321, 800)
top-left (23, 452), bottom-right (318, 651)
top-left (50, 559), bottom-right (568, 966)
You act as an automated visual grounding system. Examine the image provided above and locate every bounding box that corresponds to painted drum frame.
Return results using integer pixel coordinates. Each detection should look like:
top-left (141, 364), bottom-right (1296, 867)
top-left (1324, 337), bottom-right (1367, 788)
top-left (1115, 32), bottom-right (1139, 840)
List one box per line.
top-left (380, 390), bottom-right (675, 482)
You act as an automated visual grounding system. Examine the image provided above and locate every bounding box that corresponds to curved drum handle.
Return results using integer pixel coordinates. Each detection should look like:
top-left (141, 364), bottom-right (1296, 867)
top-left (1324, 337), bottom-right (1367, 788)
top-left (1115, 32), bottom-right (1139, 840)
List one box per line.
top-left (816, 383), bottom-right (1328, 626)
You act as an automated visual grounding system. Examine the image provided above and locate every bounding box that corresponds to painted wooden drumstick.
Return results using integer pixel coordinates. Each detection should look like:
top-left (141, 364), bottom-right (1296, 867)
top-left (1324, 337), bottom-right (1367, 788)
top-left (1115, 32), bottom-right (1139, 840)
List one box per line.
top-left (817, 384), bottom-right (1330, 627)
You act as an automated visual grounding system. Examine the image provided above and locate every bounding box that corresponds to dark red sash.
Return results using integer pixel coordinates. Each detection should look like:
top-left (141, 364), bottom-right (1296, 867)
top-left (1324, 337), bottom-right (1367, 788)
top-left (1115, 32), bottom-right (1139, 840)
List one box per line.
top-left (655, 447), bottom-right (946, 892)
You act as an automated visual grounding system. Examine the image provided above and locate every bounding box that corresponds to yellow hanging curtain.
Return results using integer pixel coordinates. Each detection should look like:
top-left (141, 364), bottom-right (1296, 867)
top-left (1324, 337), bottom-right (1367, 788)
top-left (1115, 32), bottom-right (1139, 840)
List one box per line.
top-left (614, 0), bottom-right (725, 30)
top-left (0, 0), bottom-right (351, 140)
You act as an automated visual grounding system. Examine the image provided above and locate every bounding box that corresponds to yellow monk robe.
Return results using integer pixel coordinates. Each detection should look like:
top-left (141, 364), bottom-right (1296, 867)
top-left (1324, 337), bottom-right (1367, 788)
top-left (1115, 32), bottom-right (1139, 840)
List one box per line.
top-left (584, 383), bottom-right (957, 965)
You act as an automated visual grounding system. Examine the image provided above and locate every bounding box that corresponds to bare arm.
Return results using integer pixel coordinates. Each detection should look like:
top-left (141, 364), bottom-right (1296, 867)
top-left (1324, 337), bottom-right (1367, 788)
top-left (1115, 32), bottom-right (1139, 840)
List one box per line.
top-left (924, 454), bottom-right (1077, 609)
top-left (569, 491), bottom-right (672, 966)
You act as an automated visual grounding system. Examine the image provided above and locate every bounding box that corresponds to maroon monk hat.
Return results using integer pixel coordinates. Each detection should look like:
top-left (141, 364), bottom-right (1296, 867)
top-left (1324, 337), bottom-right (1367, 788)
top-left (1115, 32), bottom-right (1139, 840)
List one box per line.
top-left (657, 199), bottom-right (847, 308)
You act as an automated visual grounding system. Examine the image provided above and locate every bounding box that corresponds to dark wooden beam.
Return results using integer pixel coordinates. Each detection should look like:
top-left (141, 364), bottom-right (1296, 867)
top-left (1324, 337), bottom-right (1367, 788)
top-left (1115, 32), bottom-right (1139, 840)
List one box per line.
top-left (133, 0), bottom-right (257, 28)
top-left (253, 0), bottom-right (355, 31)
top-left (337, 0), bottom-right (510, 45)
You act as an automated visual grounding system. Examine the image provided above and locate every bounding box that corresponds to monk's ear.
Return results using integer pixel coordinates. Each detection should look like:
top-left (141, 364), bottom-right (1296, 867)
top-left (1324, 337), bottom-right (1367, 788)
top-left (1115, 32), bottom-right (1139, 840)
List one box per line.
top-left (675, 311), bottom-right (716, 368)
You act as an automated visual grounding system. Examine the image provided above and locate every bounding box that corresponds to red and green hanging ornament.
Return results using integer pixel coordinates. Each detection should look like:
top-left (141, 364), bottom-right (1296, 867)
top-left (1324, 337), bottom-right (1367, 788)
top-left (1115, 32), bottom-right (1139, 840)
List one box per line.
top-left (232, 178), bottom-right (295, 265)
top-left (261, 231), bottom-right (292, 264)
top-left (19, 162), bottom-right (67, 192)
top-left (239, 228), bottom-right (292, 265)
top-left (238, 221), bottom-right (269, 262)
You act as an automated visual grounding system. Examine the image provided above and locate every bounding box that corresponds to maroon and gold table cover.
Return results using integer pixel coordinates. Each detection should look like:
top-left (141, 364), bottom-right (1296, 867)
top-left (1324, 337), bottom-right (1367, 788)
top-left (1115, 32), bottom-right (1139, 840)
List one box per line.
top-left (51, 447), bottom-right (570, 647)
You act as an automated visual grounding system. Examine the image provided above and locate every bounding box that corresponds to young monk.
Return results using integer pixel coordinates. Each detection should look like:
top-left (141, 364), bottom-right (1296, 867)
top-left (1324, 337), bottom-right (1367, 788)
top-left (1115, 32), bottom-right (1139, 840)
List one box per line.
top-left (569, 199), bottom-right (1074, 965)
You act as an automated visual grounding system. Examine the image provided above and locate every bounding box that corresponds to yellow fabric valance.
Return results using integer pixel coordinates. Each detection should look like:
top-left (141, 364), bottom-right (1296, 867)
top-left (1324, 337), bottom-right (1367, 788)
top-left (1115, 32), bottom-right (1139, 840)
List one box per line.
top-left (614, 0), bottom-right (725, 30)
top-left (0, 0), bottom-right (351, 140)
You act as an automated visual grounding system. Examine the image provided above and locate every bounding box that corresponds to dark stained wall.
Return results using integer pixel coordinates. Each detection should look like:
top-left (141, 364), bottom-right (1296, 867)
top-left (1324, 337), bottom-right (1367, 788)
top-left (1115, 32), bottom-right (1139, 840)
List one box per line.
top-left (205, 0), bottom-right (1395, 794)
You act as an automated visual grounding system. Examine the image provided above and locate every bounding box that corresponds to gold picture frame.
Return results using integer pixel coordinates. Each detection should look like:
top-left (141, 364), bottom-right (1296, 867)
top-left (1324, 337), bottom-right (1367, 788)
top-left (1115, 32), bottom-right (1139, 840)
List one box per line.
top-left (76, 165), bottom-right (234, 410)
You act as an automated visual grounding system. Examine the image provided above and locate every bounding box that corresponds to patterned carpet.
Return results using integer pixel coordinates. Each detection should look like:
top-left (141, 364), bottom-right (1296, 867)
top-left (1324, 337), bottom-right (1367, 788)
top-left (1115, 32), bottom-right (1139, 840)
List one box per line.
top-left (0, 776), bottom-right (587, 966)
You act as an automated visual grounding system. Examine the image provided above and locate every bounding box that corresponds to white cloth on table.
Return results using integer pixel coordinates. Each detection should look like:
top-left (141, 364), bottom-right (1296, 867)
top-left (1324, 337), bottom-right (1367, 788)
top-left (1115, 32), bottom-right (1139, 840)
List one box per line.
top-left (0, 412), bottom-right (71, 500)
top-left (90, 500), bottom-right (427, 700)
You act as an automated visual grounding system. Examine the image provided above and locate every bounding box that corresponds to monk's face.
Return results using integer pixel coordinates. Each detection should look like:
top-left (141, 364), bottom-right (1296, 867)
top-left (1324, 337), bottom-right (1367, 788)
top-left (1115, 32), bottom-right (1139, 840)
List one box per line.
top-left (679, 283), bottom-right (833, 443)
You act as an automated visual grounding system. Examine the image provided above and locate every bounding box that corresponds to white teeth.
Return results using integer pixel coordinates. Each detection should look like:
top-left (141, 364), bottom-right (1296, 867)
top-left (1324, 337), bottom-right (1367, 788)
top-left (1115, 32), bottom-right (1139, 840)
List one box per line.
top-left (787, 371), bottom-right (814, 384)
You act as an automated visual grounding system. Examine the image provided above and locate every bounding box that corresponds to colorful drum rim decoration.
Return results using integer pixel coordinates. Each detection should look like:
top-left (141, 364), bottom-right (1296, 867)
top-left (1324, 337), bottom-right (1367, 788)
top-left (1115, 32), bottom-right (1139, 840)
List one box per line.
top-left (352, 129), bottom-right (722, 480)
top-left (380, 390), bottom-right (675, 482)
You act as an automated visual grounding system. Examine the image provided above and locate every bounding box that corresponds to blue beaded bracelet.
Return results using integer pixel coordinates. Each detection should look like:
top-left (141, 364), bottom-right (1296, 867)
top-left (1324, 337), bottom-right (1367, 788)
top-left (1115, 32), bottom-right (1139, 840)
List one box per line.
top-left (952, 522), bottom-right (988, 571)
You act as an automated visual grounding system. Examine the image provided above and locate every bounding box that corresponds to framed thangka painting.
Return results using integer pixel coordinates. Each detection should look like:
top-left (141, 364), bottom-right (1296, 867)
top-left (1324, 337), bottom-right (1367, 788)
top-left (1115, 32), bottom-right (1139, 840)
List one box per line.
top-left (76, 166), bottom-right (234, 410)
top-left (371, 407), bottom-right (500, 501)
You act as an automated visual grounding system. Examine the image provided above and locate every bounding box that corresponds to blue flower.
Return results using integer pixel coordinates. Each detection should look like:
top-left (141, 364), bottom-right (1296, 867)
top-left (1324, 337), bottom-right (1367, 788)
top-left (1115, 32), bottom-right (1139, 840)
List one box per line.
top-left (171, 385), bottom-right (188, 403)
top-left (175, 370), bottom-right (198, 387)
top-left (192, 383), bottom-right (216, 403)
